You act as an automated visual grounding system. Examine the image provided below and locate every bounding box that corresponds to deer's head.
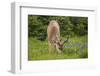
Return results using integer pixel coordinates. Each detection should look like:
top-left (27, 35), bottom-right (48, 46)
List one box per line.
top-left (53, 36), bottom-right (69, 51)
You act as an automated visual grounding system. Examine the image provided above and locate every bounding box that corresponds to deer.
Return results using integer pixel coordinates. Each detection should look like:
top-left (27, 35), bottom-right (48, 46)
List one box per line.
top-left (47, 20), bottom-right (69, 53)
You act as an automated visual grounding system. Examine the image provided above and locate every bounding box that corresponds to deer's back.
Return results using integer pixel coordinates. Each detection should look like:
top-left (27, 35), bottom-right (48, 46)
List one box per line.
top-left (47, 24), bottom-right (60, 42)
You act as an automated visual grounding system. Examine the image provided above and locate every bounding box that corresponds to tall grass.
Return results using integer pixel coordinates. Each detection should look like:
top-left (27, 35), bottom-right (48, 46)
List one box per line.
top-left (28, 35), bottom-right (88, 60)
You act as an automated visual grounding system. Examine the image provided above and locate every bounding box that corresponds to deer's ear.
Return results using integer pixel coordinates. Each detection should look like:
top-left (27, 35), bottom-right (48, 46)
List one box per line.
top-left (60, 38), bottom-right (63, 41)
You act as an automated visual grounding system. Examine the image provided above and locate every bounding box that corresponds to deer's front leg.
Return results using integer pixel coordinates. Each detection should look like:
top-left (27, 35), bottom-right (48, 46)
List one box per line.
top-left (55, 44), bottom-right (62, 53)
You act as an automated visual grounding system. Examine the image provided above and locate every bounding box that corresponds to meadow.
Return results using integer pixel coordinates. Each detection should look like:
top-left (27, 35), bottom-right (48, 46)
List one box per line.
top-left (28, 35), bottom-right (88, 60)
top-left (28, 15), bottom-right (88, 60)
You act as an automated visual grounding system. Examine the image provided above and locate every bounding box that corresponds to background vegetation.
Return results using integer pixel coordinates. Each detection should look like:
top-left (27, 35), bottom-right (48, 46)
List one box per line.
top-left (28, 15), bottom-right (88, 60)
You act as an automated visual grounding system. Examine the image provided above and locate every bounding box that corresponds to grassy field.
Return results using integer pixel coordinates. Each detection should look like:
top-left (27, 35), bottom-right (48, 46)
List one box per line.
top-left (28, 35), bottom-right (88, 60)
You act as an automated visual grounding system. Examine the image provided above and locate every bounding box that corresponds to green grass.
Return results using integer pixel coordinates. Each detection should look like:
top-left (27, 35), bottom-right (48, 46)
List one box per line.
top-left (28, 35), bottom-right (88, 60)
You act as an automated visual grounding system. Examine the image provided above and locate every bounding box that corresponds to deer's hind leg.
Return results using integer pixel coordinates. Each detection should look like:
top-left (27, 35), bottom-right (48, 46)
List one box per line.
top-left (48, 42), bottom-right (55, 53)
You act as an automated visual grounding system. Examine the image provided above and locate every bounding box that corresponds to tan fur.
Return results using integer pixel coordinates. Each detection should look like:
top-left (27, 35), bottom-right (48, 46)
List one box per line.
top-left (47, 20), bottom-right (62, 53)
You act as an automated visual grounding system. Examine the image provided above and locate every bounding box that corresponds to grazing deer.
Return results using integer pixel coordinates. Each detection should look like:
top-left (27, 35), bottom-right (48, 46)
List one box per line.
top-left (47, 20), bottom-right (69, 53)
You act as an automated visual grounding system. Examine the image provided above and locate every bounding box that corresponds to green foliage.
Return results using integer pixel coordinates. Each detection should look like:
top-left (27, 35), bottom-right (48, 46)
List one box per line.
top-left (28, 15), bottom-right (88, 38)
